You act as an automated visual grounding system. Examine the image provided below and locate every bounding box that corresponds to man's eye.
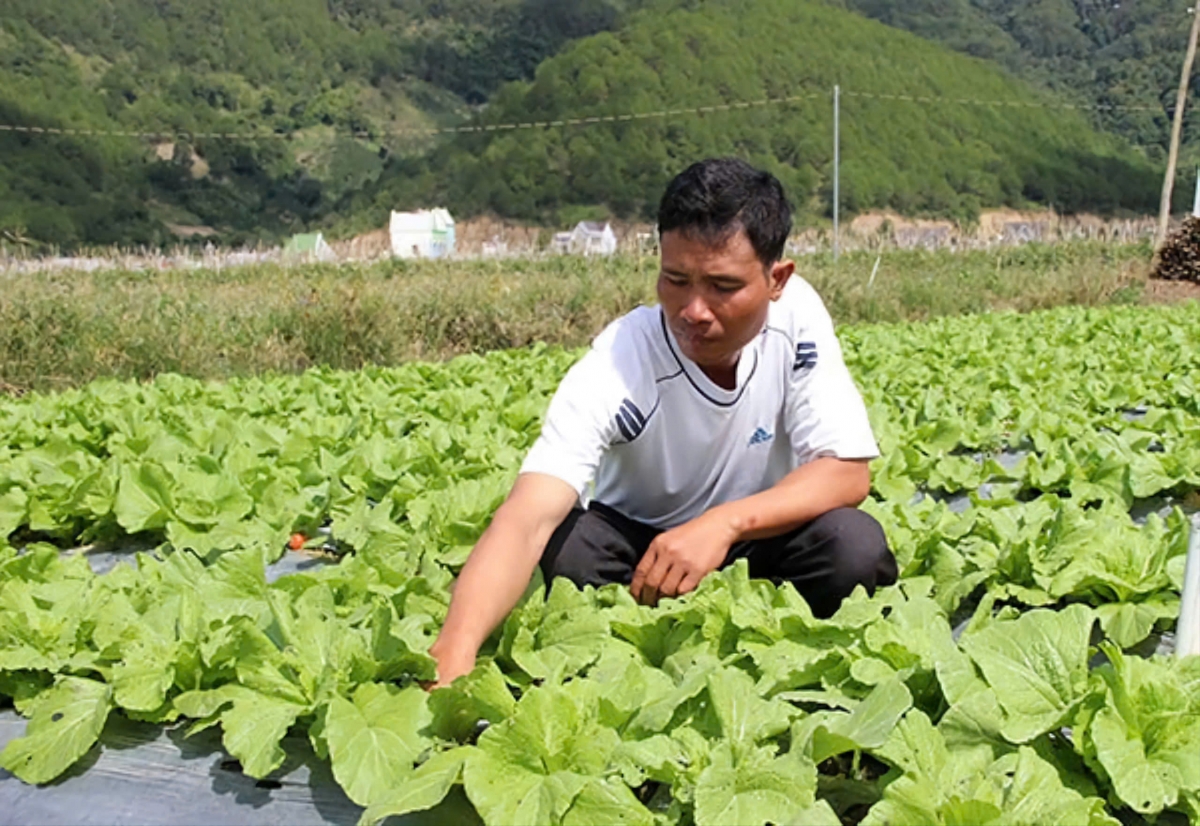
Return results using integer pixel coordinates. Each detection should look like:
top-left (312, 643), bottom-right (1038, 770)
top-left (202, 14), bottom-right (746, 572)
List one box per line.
top-left (713, 283), bottom-right (740, 293)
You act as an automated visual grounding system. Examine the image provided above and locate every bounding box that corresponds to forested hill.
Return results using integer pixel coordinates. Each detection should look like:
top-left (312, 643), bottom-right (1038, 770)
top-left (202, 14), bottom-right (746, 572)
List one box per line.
top-left (837, 0), bottom-right (1196, 164)
top-left (0, 0), bottom-right (1189, 248)
top-left (0, 0), bottom-right (639, 247)
top-left (349, 0), bottom-right (1160, 230)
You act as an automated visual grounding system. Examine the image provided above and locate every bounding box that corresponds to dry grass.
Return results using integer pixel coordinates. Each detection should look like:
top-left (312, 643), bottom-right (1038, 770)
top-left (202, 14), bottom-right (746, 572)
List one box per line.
top-left (0, 242), bottom-right (1159, 394)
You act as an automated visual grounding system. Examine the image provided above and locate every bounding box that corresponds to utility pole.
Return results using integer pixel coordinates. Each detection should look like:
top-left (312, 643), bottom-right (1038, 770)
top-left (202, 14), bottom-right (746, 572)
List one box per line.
top-left (1157, 5), bottom-right (1200, 250)
top-left (833, 84), bottom-right (840, 263)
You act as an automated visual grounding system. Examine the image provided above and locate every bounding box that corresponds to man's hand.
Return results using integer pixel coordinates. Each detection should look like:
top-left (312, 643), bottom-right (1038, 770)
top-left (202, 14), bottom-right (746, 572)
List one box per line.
top-left (630, 509), bottom-right (738, 606)
top-left (428, 639), bottom-right (476, 690)
top-left (425, 473), bottom-right (578, 691)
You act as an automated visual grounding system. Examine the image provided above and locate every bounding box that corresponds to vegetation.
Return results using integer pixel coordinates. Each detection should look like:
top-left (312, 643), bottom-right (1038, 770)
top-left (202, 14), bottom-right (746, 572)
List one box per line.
top-left (5, 0), bottom-right (1200, 247)
top-left (0, 0), bottom-right (638, 246)
top-left (0, 242), bottom-right (1155, 394)
top-left (838, 0), bottom-right (1199, 164)
top-left (351, 0), bottom-right (1161, 229)
top-left (1, 302), bottom-right (1199, 822)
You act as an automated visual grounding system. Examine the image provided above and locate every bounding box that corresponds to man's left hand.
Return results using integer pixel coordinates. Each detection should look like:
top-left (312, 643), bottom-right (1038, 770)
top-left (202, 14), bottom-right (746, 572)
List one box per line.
top-left (630, 510), bottom-right (738, 606)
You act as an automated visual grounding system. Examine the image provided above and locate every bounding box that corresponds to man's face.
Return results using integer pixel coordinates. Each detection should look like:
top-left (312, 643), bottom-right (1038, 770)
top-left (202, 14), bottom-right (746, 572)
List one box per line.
top-left (657, 228), bottom-right (793, 374)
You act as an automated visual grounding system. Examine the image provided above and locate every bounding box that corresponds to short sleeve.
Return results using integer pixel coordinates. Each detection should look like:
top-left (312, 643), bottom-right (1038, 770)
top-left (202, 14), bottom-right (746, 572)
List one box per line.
top-left (519, 349), bottom-right (622, 495)
top-left (783, 291), bottom-right (879, 465)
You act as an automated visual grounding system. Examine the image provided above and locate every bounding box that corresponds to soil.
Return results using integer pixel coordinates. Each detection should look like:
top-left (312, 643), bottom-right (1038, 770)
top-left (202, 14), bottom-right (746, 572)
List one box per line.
top-left (1143, 277), bottom-right (1200, 305)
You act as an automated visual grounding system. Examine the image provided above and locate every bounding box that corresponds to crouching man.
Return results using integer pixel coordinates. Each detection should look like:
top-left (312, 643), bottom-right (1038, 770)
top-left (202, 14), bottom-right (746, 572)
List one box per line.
top-left (431, 157), bottom-right (896, 686)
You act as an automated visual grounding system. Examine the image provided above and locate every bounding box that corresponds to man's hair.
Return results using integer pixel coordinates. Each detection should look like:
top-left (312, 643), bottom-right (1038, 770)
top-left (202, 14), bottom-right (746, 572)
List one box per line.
top-left (657, 158), bottom-right (793, 267)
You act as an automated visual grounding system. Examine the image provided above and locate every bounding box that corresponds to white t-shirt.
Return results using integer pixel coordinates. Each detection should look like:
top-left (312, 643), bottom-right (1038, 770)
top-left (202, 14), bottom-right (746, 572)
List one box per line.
top-left (520, 276), bottom-right (878, 528)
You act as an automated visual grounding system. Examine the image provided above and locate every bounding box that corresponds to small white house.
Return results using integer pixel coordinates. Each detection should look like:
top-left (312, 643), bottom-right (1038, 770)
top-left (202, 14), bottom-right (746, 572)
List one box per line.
top-left (565, 221), bottom-right (618, 256)
top-left (389, 208), bottom-right (456, 259)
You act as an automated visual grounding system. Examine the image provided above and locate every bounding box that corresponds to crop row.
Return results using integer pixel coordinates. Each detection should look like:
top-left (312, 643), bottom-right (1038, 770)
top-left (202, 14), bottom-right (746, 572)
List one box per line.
top-left (1, 302), bottom-right (1199, 823)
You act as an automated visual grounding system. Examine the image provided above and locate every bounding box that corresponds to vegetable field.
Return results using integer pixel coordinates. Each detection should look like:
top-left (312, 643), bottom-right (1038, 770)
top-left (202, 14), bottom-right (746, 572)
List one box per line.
top-left (2, 301), bottom-right (1200, 825)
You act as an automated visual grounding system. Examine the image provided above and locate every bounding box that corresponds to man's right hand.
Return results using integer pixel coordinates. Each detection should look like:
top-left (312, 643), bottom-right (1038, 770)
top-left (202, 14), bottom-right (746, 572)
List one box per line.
top-left (423, 473), bottom-right (578, 692)
top-left (429, 640), bottom-right (477, 689)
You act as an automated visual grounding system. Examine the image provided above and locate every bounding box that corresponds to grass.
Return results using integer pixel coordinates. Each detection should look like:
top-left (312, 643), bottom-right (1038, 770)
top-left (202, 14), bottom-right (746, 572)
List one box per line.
top-left (0, 241), bottom-right (1161, 394)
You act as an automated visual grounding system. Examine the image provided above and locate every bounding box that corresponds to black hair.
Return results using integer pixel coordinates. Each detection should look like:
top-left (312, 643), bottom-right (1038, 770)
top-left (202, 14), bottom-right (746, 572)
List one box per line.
top-left (657, 158), bottom-right (792, 266)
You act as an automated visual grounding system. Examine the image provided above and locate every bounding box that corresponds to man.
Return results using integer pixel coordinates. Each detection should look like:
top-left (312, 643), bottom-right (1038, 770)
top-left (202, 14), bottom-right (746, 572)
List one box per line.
top-left (430, 158), bottom-right (896, 687)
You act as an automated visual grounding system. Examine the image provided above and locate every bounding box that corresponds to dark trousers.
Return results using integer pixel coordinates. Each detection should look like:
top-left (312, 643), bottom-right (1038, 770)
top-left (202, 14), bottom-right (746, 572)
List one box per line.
top-left (539, 503), bottom-right (897, 618)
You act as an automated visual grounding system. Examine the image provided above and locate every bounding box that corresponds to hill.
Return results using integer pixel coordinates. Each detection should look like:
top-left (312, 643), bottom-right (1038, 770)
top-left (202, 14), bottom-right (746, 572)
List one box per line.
top-left (838, 0), bottom-right (1195, 164)
top-left (349, 0), bottom-right (1161, 230)
top-left (0, 0), bottom-right (637, 247)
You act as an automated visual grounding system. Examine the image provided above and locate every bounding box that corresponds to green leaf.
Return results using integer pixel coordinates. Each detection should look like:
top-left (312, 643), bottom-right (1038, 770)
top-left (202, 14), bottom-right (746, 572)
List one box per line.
top-left (705, 666), bottom-right (795, 751)
top-left (114, 461), bottom-right (174, 533)
top-left (220, 692), bottom-right (306, 779)
top-left (464, 683), bottom-right (624, 826)
top-left (959, 605), bottom-right (1095, 742)
top-left (0, 486), bottom-right (28, 539)
top-left (803, 678), bottom-right (913, 764)
top-left (506, 578), bottom-right (611, 682)
top-left (428, 660), bottom-right (516, 742)
top-left (1094, 599), bottom-right (1177, 650)
top-left (175, 684), bottom-right (306, 778)
top-left (562, 778), bottom-right (655, 826)
top-left (986, 748), bottom-right (1119, 826)
top-left (326, 682), bottom-right (433, 806)
top-left (1083, 646), bottom-right (1200, 814)
top-left (0, 676), bottom-right (112, 784)
top-left (693, 741), bottom-right (817, 826)
top-left (358, 747), bottom-right (468, 826)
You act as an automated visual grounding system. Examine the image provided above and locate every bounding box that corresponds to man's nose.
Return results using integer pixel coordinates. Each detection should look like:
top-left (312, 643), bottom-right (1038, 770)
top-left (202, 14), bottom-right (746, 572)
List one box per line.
top-left (681, 292), bottom-right (714, 324)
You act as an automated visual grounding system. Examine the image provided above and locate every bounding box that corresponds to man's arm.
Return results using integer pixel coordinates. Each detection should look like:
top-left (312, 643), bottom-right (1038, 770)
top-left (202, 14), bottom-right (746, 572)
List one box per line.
top-left (630, 457), bottom-right (870, 605)
top-left (429, 472), bottom-right (579, 687)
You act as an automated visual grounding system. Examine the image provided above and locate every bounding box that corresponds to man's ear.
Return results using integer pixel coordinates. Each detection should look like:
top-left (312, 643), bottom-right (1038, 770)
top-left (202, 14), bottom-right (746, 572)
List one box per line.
top-left (768, 259), bottom-right (795, 300)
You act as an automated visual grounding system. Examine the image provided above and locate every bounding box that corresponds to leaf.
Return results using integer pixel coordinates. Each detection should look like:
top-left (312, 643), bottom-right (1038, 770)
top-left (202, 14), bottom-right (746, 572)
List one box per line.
top-left (326, 682), bottom-right (433, 806)
top-left (358, 747), bottom-right (469, 826)
top-left (1083, 646), bottom-right (1200, 814)
top-left (220, 692), bottom-right (306, 779)
top-left (1094, 599), bottom-right (1177, 650)
top-left (175, 684), bottom-right (306, 779)
top-left (428, 660), bottom-right (516, 742)
top-left (464, 683), bottom-right (623, 826)
top-left (959, 605), bottom-right (1095, 742)
top-left (987, 748), bottom-right (1119, 826)
top-left (0, 486), bottom-right (28, 539)
top-left (561, 778), bottom-right (655, 826)
top-left (781, 799), bottom-right (841, 826)
top-left (693, 741), bottom-right (817, 826)
top-left (506, 578), bottom-right (611, 682)
top-left (114, 461), bottom-right (174, 533)
top-left (0, 676), bottom-right (112, 784)
top-left (803, 678), bottom-right (913, 764)
top-left (705, 666), bottom-right (795, 751)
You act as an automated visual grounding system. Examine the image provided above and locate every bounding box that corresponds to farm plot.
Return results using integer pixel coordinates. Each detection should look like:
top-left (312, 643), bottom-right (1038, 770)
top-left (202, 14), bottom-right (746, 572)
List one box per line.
top-left (1, 303), bottom-right (1199, 825)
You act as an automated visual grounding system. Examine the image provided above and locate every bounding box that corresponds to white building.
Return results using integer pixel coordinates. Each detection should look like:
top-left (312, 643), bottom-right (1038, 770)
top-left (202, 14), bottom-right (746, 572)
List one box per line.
top-left (554, 221), bottom-right (618, 256)
top-left (389, 208), bottom-right (456, 259)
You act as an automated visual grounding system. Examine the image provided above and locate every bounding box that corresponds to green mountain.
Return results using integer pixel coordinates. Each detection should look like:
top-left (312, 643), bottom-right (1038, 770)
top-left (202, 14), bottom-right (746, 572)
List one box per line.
top-left (837, 0), bottom-right (1194, 162)
top-left (0, 0), bottom-right (635, 247)
top-left (352, 0), bottom-right (1160, 229)
top-left (0, 0), bottom-right (1190, 248)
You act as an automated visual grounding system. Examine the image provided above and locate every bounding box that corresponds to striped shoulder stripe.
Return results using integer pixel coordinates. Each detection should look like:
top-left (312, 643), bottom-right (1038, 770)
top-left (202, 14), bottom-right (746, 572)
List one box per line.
top-left (794, 341), bottom-right (819, 370)
top-left (615, 398), bottom-right (648, 441)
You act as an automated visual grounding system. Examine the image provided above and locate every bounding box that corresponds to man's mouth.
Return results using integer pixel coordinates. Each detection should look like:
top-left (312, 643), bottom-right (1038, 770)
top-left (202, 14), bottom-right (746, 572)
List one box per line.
top-left (680, 327), bottom-right (715, 348)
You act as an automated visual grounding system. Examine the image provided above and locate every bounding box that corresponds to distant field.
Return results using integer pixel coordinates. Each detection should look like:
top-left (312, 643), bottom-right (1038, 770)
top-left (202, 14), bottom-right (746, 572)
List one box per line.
top-left (0, 241), bottom-right (1161, 394)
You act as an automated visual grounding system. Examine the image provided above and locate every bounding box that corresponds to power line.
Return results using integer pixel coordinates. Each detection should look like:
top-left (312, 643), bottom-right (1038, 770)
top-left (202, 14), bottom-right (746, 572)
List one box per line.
top-left (0, 92), bottom-right (828, 142)
top-left (0, 88), bottom-right (1165, 143)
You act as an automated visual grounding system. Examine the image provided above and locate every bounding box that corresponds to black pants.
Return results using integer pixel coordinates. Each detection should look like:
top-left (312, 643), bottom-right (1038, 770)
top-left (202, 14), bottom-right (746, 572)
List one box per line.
top-left (539, 502), bottom-right (897, 618)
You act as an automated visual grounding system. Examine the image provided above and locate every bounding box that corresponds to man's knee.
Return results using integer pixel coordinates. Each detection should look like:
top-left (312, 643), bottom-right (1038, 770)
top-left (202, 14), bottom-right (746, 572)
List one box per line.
top-left (539, 508), bottom-right (593, 586)
top-left (813, 508), bottom-right (897, 595)
top-left (538, 507), bottom-right (642, 589)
